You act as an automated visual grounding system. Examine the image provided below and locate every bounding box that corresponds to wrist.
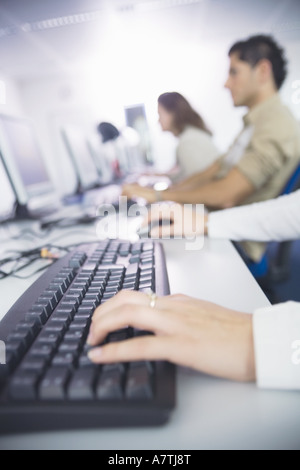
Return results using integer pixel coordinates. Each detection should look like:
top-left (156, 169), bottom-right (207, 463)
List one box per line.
top-left (204, 214), bottom-right (209, 236)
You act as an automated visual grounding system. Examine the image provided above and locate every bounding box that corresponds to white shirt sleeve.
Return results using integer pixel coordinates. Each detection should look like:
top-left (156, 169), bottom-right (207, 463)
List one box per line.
top-left (207, 190), bottom-right (300, 242)
top-left (253, 302), bottom-right (300, 390)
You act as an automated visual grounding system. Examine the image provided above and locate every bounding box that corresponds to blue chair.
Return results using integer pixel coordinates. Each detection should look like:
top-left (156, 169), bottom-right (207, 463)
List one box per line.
top-left (245, 163), bottom-right (300, 280)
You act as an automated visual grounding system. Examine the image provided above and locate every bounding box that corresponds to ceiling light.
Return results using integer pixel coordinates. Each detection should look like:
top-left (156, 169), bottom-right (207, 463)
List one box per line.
top-left (0, 0), bottom-right (203, 38)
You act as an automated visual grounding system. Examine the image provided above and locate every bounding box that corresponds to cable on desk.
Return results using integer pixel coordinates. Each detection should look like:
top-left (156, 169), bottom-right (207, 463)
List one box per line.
top-left (0, 240), bottom-right (102, 280)
top-left (0, 245), bottom-right (67, 280)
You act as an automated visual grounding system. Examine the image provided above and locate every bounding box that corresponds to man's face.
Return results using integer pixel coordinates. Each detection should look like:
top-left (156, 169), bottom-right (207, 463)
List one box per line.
top-left (225, 52), bottom-right (261, 108)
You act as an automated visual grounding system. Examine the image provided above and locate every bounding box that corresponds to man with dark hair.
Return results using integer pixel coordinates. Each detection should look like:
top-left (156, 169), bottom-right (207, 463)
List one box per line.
top-left (228, 34), bottom-right (287, 90)
top-left (123, 34), bottom-right (300, 263)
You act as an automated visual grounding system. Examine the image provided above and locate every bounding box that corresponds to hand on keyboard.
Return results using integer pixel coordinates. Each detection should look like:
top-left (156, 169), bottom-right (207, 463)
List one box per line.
top-left (0, 240), bottom-right (175, 433)
top-left (87, 291), bottom-right (256, 383)
top-left (140, 203), bottom-right (207, 239)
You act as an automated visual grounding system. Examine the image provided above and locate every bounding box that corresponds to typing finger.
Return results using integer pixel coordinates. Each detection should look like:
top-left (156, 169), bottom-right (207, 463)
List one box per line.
top-left (87, 303), bottom-right (174, 346)
top-left (88, 334), bottom-right (177, 364)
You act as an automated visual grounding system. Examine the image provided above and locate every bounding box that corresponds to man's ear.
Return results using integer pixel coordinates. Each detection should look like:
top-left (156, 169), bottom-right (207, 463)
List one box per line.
top-left (255, 58), bottom-right (273, 84)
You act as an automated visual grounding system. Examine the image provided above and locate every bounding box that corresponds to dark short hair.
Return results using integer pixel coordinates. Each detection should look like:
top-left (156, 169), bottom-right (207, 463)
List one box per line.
top-left (158, 92), bottom-right (212, 135)
top-left (229, 35), bottom-right (288, 90)
top-left (97, 122), bottom-right (120, 143)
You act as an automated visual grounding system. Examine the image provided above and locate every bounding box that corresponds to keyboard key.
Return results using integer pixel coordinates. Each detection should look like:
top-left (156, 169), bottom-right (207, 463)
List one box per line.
top-left (126, 263), bottom-right (140, 277)
top-left (67, 368), bottom-right (98, 400)
top-left (39, 367), bottom-right (71, 400)
top-left (52, 352), bottom-right (77, 368)
top-left (96, 369), bottom-right (124, 400)
top-left (142, 242), bottom-right (154, 252)
top-left (30, 303), bottom-right (52, 321)
top-left (58, 342), bottom-right (81, 354)
top-left (7, 331), bottom-right (32, 350)
top-left (29, 344), bottom-right (55, 360)
top-left (78, 354), bottom-right (95, 368)
top-left (125, 362), bottom-right (153, 400)
top-left (131, 243), bottom-right (143, 255)
top-left (20, 357), bottom-right (48, 374)
top-left (5, 341), bottom-right (26, 361)
top-left (9, 371), bottom-right (39, 400)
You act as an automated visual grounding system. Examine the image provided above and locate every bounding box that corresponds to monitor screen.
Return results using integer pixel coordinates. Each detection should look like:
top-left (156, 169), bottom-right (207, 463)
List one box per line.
top-left (61, 126), bottom-right (101, 191)
top-left (0, 114), bottom-right (53, 203)
top-left (0, 155), bottom-right (15, 221)
top-left (86, 135), bottom-right (115, 184)
top-left (124, 104), bottom-right (152, 164)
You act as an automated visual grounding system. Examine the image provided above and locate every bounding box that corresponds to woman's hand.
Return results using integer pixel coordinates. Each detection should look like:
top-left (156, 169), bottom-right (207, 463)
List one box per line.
top-left (141, 202), bottom-right (208, 239)
top-left (87, 291), bottom-right (256, 383)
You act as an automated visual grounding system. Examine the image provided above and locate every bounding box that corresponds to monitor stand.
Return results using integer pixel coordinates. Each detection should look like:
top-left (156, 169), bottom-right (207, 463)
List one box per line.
top-left (14, 202), bottom-right (37, 220)
top-left (13, 201), bottom-right (60, 221)
top-left (0, 202), bottom-right (36, 225)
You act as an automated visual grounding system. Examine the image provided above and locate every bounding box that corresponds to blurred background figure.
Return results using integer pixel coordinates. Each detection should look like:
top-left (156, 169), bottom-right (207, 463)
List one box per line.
top-left (153, 92), bottom-right (220, 182)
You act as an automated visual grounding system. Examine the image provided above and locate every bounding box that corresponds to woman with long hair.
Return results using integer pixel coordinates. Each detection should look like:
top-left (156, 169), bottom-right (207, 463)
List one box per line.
top-left (156, 92), bottom-right (219, 182)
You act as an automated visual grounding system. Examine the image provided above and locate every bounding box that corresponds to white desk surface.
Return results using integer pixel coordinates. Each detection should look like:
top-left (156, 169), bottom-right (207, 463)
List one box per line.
top-left (0, 219), bottom-right (299, 450)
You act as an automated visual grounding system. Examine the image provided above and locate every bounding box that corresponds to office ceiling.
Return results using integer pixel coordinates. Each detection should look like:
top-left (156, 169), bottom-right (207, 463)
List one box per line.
top-left (0, 0), bottom-right (299, 79)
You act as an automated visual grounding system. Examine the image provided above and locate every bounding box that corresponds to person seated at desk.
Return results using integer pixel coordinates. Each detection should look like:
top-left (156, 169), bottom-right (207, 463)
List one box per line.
top-left (144, 92), bottom-right (219, 183)
top-left (123, 34), bottom-right (300, 264)
top-left (87, 189), bottom-right (300, 391)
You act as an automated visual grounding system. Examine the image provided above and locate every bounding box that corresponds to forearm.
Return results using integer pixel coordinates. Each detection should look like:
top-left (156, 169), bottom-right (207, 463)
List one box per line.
top-left (208, 190), bottom-right (300, 242)
top-left (161, 167), bottom-right (254, 209)
top-left (161, 185), bottom-right (220, 206)
top-left (172, 161), bottom-right (221, 191)
top-left (161, 180), bottom-right (240, 208)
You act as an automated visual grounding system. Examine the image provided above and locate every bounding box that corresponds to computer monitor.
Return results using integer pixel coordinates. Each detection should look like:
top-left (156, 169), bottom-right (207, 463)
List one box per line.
top-left (124, 104), bottom-right (153, 165)
top-left (86, 134), bottom-right (115, 185)
top-left (0, 154), bottom-right (15, 222)
top-left (61, 125), bottom-right (102, 193)
top-left (0, 114), bottom-right (55, 215)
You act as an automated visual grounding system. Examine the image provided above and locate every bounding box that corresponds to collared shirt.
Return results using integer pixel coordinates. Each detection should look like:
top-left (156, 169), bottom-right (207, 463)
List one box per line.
top-left (217, 93), bottom-right (300, 261)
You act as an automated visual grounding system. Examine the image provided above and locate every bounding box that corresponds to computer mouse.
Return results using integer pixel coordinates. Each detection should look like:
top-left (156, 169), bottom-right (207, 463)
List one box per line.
top-left (137, 219), bottom-right (173, 239)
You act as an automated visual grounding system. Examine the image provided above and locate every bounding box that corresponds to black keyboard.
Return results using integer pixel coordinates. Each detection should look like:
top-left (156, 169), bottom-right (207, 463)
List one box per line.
top-left (0, 240), bottom-right (175, 434)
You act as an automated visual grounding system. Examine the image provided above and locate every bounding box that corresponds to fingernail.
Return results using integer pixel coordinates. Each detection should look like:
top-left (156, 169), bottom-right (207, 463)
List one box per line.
top-left (88, 347), bottom-right (103, 361)
top-left (86, 332), bottom-right (95, 345)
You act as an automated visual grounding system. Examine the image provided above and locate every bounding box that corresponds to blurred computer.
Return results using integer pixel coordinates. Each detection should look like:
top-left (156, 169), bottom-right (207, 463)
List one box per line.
top-left (0, 114), bottom-right (61, 220)
top-left (0, 155), bottom-right (16, 223)
top-left (61, 124), bottom-right (134, 211)
top-left (124, 104), bottom-right (153, 166)
top-left (61, 125), bottom-right (103, 195)
top-left (86, 132), bottom-right (117, 185)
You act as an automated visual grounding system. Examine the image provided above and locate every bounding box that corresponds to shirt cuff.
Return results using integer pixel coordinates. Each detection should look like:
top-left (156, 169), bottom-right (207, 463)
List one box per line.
top-left (253, 302), bottom-right (300, 390)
